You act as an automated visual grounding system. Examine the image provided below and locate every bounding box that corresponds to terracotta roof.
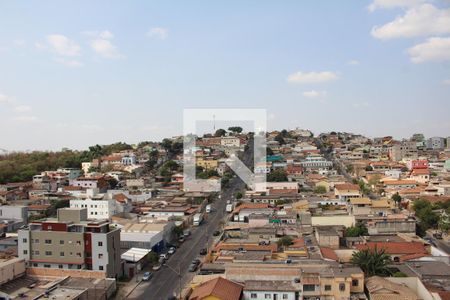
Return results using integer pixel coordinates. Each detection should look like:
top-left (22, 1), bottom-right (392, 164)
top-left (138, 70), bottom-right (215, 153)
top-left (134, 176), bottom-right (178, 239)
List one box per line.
top-left (399, 252), bottom-right (429, 262)
top-left (385, 180), bottom-right (417, 186)
top-left (355, 242), bottom-right (427, 255)
top-left (113, 193), bottom-right (130, 203)
top-left (411, 169), bottom-right (430, 175)
top-left (366, 276), bottom-right (419, 300)
top-left (320, 247), bottom-right (339, 261)
top-left (189, 277), bottom-right (243, 300)
top-left (233, 203), bottom-right (270, 213)
top-left (28, 204), bottom-right (51, 210)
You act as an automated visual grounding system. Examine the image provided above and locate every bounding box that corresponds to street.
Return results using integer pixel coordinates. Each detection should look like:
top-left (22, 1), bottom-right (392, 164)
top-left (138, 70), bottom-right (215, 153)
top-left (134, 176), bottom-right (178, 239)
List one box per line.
top-left (126, 142), bottom-right (253, 300)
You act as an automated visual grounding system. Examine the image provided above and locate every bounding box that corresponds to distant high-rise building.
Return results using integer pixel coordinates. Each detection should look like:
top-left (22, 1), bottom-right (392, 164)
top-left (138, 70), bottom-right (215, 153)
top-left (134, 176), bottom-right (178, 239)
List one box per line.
top-left (426, 137), bottom-right (445, 150)
top-left (18, 208), bottom-right (121, 278)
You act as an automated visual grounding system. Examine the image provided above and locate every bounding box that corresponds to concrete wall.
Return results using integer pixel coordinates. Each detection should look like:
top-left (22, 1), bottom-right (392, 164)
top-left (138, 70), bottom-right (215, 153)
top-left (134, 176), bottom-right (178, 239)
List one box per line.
top-left (27, 267), bottom-right (107, 279)
top-left (311, 215), bottom-right (355, 227)
top-left (0, 258), bottom-right (26, 285)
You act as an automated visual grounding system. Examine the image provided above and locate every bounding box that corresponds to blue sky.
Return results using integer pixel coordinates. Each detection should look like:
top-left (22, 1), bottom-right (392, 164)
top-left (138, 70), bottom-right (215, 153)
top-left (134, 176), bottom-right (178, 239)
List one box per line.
top-left (1, 0), bottom-right (449, 150)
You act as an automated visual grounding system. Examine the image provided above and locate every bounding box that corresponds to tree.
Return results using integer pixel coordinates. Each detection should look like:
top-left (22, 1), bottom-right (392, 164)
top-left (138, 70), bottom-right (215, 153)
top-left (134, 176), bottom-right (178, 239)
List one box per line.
top-left (235, 191), bottom-right (243, 199)
top-left (277, 236), bottom-right (293, 247)
top-left (314, 185), bottom-right (327, 194)
top-left (274, 134), bottom-right (286, 145)
top-left (228, 126), bottom-right (243, 134)
top-left (266, 147), bottom-right (274, 156)
top-left (351, 247), bottom-right (392, 276)
top-left (345, 222), bottom-right (368, 237)
top-left (365, 166), bottom-right (373, 171)
top-left (392, 193), bottom-right (402, 208)
top-left (173, 225), bottom-right (184, 237)
top-left (267, 169), bottom-right (288, 182)
top-left (146, 252), bottom-right (159, 264)
top-left (413, 199), bottom-right (439, 236)
top-left (214, 129), bottom-right (227, 137)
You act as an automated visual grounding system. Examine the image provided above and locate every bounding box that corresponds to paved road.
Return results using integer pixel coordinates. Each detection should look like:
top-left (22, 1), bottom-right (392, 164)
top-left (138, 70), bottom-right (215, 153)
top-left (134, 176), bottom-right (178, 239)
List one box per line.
top-left (127, 142), bottom-right (253, 300)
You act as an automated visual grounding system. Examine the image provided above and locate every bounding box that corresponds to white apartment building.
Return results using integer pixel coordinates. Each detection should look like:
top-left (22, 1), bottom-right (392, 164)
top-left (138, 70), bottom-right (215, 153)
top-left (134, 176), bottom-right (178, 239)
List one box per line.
top-left (221, 136), bottom-right (241, 147)
top-left (70, 198), bottom-right (118, 220)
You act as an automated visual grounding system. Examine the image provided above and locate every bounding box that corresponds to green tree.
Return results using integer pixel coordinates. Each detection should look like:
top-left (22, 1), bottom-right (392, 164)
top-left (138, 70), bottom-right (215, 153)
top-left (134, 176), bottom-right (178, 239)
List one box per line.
top-left (277, 236), bottom-right (293, 247)
top-left (314, 185), bottom-right (327, 194)
top-left (392, 193), bottom-right (402, 207)
top-left (351, 247), bottom-right (392, 276)
top-left (267, 169), bottom-right (288, 182)
top-left (214, 129), bottom-right (227, 137)
top-left (228, 126), bottom-right (243, 133)
top-left (274, 134), bottom-right (286, 145)
top-left (345, 222), bottom-right (368, 237)
top-left (235, 191), bottom-right (243, 199)
top-left (173, 225), bottom-right (184, 237)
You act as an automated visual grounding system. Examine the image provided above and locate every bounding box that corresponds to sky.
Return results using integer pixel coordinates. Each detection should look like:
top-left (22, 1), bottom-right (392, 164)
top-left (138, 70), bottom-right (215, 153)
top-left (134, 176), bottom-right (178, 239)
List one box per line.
top-left (1, 0), bottom-right (450, 151)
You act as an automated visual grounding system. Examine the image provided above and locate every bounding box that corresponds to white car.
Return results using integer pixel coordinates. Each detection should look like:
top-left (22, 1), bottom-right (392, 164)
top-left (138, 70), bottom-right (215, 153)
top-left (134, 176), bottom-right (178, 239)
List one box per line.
top-left (168, 247), bottom-right (176, 255)
top-left (160, 253), bottom-right (168, 260)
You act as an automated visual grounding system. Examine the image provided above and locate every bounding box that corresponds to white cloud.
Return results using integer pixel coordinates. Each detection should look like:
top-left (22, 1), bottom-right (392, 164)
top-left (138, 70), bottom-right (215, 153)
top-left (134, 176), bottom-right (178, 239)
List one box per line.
top-left (443, 79), bottom-right (450, 85)
top-left (347, 60), bottom-right (360, 66)
top-left (147, 27), bottom-right (169, 40)
top-left (368, 0), bottom-right (426, 12)
top-left (302, 90), bottom-right (327, 98)
top-left (14, 105), bottom-right (32, 113)
top-left (13, 39), bottom-right (26, 47)
top-left (13, 116), bottom-right (38, 123)
top-left (353, 101), bottom-right (370, 108)
top-left (287, 71), bottom-right (339, 84)
top-left (0, 94), bottom-right (13, 104)
top-left (371, 4), bottom-right (450, 40)
top-left (87, 30), bottom-right (123, 59)
top-left (407, 37), bottom-right (450, 63)
top-left (46, 34), bottom-right (81, 56)
top-left (54, 58), bottom-right (83, 68)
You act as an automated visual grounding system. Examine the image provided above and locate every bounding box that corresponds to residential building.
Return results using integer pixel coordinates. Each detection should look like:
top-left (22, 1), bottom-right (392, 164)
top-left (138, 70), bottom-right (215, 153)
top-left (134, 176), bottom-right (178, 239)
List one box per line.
top-left (334, 184), bottom-right (361, 201)
top-left (426, 137), bottom-right (445, 150)
top-left (221, 136), bottom-right (241, 148)
top-left (389, 141), bottom-right (418, 161)
top-left (189, 277), bottom-right (243, 300)
top-left (243, 281), bottom-right (299, 300)
top-left (18, 208), bottom-right (121, 278)
top-left (300, 156), bottom-right (333, 169)
top-left (0, 205), bottom-right (28, 232)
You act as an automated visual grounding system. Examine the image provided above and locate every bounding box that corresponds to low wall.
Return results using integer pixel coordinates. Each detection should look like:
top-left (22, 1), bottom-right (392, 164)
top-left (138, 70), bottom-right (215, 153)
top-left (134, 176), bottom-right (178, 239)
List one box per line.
top-left (27, 267), bottom-right (107, 279)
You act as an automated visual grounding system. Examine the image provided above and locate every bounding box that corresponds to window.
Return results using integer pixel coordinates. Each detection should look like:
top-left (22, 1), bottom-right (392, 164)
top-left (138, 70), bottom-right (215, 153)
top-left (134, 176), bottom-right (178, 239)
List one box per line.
top-left (60, 252), bottom-right (65, 257)
top-left (44, 264), bottom-right (51, 268)
top-left (45, 251), bottom-right (52, 256)
top-left (33, 263), bottom-right (38, 267)
top-left (22, 238), bottom-right (27, 243)
top-left (99, 265), bottom-right (104, 270)
top-left (45, 239), bottom-right (52, 244)
top-left (76, 241), bottom-right (81, 245)
top-left (324, 285), bottom-right (332, 291)
top-left (76, 253), bottom-right (81, 257)
top-left (34, 239), bottom-right (39, 243)
top-left (339, 283), bottom-right (346, 291)
top-left (23, 250), bottom-right (28, 255)
top-left (352, 279), bottom-right (359, 287)
top-left (303, 285), bottom-right (315, 292)
top-left (251, 294), bottom-right (257, 299)
top-left (283, 295), bottom-right (288, 299)
top-left (98, 241), bottom-right (103, 246)
top-left (98, 253), bottom-right (103, 259)
top-left (265, 294), bottom-right (271, 299)
top-left (34, 250), bottom-right (40, 255)
top-left (60, 240), bottom-right (64, 244)
top-left (58, 264), bottom-right (63, 269)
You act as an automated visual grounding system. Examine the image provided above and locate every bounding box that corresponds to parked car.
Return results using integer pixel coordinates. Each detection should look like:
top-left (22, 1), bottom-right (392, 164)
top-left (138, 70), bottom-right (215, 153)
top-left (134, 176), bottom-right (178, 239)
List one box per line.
top-left (188, 263), bottom-right (199, 272)
top-left (152, 264), bottom-right (162, 271)
top-left (178, 236), bottom-right (185, 243)
top-left (213, 230), bottom-right (221, 236)
top-left (160, 253), bottom-right (168, 260)
top-left (199, 248), bottom-right (207, 255)
top-left (183, 229), bottom-right (191, 237)
top-left (142, 272), bottom-right (153, 281)
top-left (168, 247), bottom-right (176, 255)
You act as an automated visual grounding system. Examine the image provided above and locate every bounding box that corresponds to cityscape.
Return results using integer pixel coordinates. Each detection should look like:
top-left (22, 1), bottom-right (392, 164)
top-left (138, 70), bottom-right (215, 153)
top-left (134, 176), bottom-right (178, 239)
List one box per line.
top-left (1, 1), bottom-right (450, 300)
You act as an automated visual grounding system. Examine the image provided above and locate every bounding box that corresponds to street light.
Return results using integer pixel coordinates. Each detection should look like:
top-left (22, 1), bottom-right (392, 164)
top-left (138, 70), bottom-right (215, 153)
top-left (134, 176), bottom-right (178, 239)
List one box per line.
top-left (164, 262), bottom-right (182, 300)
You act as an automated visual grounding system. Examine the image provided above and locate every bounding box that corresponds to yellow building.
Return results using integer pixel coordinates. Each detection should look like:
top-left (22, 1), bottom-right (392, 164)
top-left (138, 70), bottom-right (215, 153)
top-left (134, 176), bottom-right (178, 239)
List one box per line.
top-left (196, 158), bottom-right (218, 170)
